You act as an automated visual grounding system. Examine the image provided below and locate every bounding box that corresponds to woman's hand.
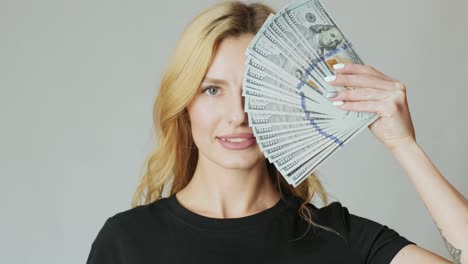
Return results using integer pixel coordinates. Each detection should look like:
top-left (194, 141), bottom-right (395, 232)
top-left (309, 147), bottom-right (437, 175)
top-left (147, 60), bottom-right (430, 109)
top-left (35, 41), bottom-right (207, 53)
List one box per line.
top-left (325, 63), bottom-right (416, 151)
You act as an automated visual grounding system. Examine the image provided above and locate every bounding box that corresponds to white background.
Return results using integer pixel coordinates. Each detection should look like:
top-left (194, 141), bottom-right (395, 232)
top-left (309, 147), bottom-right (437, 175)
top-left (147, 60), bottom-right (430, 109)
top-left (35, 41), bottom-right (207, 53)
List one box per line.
top-left (1, 0), bottom-right (467, 263)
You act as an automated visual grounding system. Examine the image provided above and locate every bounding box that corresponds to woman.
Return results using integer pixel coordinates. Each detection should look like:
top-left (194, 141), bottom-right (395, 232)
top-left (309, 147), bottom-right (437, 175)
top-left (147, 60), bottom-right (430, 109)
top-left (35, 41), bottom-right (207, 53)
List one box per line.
top-left (86, 2), bottom-right (467, 263)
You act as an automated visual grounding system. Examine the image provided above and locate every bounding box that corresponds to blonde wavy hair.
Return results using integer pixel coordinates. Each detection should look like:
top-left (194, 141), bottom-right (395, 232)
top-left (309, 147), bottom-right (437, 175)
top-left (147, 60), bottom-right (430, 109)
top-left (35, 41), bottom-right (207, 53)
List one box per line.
top-left (132, 1), bottom-right (339, 238)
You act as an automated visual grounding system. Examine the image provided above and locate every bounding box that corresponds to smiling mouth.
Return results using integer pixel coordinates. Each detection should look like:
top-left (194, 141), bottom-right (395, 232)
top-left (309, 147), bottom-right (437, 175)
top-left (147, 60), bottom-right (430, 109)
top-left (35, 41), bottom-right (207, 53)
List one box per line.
top-left (216, 134), bottom-right (257, 150)
top-left (218, 137), bottom-right (254, 142)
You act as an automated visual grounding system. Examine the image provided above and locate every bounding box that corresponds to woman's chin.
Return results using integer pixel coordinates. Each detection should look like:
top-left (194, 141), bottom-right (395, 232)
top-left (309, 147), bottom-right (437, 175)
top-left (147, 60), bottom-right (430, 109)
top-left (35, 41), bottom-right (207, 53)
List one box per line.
top-left (217, 155), bottom-right (265, 170)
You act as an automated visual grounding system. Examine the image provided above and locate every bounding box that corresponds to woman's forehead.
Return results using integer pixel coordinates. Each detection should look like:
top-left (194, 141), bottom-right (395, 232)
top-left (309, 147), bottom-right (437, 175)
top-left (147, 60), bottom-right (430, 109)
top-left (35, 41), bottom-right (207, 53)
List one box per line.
top-left (203, 34), bottom-right (254, 84)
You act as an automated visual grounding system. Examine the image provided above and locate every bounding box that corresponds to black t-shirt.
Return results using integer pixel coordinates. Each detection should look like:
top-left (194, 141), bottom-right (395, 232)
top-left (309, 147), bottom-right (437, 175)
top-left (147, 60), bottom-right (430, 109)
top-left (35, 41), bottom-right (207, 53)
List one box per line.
top-left (86, 195), bottom-right (415, 264)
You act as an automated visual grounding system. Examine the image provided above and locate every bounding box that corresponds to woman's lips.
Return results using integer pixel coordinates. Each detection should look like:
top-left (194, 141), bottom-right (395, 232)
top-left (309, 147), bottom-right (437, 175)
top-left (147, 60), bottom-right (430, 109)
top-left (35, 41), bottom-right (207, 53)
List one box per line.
top-left (216, 133), bottom-right (256, 150)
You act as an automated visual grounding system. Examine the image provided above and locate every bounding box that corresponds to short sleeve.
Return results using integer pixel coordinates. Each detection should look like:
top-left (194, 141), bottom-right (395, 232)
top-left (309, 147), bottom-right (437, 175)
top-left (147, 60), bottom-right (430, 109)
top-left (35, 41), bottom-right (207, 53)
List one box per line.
top-left (332, 202), bottom-right (416, 264)
top-left (86, 218), bottom-right (126, 264)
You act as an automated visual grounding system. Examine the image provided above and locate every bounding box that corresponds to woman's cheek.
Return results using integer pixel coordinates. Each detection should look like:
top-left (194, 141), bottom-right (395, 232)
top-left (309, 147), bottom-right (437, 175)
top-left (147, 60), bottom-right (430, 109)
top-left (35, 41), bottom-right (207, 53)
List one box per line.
top-left (189, 99), bottom-right (221, 140)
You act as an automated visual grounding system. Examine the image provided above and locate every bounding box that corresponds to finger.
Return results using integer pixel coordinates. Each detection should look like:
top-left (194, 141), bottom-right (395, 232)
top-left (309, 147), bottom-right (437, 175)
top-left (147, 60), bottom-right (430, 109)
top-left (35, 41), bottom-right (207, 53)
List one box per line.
top-left (327, 87), bottom-right (392, 102)
top-left (324, 74), bottom-right (397, 91)
top-left (336, 100), bottom-right (382, 114)
top-left (332, 63), bottom-right (395, 81)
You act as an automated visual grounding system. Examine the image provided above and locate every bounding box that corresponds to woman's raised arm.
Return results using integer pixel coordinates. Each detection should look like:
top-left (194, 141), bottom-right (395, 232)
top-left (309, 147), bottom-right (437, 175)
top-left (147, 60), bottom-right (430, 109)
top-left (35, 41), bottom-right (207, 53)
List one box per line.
top-left (326, 63), bottom-right (468, 263)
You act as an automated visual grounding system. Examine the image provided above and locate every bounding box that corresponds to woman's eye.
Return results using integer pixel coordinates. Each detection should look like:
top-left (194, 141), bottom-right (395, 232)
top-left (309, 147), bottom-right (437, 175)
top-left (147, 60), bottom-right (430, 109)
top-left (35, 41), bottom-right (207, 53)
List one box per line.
top-left (202, 86), bottom-right (220, 96)
top-left (331, 33), bottom-right (335, 38)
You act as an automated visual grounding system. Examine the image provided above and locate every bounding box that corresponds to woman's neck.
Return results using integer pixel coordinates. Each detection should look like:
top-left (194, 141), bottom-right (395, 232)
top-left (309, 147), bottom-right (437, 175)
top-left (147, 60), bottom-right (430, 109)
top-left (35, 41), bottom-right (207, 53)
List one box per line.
top-left (175, 159), bottom-right (280, 219)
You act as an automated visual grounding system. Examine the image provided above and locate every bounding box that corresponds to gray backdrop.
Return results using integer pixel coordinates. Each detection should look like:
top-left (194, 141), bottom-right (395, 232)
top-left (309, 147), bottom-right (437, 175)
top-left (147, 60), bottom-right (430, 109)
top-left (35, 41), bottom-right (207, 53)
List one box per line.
top-left (1, 0), bottom-right (467, 263)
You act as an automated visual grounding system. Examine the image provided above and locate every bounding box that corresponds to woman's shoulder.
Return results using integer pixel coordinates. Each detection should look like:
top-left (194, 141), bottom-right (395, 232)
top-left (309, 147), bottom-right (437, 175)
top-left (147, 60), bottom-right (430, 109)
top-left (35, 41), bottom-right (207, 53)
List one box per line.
top-left (289, 196), bottom-right (385, 232)
top-left (303, 198), bottom-right (386, 231)
top-left (289, 197), bottom-right (350, 228)
top-left (103, 197), bottom-right (172, 231)
top-left (310, 200), bottom-right (349, 221)
top-left (87, 198), bottom-right (175, 263)
top-left (301, 198), bottom-right (415, 249)
top-left (290, 196), bottom-right (348, 217)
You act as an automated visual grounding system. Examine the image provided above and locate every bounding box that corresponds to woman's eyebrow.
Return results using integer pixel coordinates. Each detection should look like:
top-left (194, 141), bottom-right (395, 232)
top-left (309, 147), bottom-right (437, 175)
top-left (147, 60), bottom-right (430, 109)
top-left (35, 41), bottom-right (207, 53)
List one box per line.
top-left (201, 77), bottom-right (229, 85)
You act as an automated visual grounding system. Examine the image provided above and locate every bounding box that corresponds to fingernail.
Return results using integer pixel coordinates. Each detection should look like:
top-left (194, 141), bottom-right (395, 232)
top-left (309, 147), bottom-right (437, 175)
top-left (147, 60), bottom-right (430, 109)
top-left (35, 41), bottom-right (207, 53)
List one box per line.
top-left (326, 92), bottom-right (337, 98)
top-left (333, 63), bottom-right (345, 70)
top-left (324, 75), bottom-right (336, 82)
top-left (332, 101), bottom-right (344, 106)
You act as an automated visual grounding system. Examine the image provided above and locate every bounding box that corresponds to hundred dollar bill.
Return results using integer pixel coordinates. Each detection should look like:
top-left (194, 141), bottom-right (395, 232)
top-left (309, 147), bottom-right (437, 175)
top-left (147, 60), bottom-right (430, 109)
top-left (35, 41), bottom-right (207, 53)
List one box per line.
top-left (244, 98), bottom-right (327, 118)
top-left (244, 58), bottom-right (350, 120)
top-left (241, 0), bottom-right (382, 187)
top-left (245, 56), bottom-right (358, 112)
top-left (264, 111), bottom-right (373, 183)
top-left (256, 126), bottom-right (317, 142)
top-left (243, 82), bottom-right (339, 116)
top-left (244, 95), bottom-right (324, 120)
top-left (243, 84), bottom-right (315, 108)
top-left (283, 0), bottom-right (374, 120)
top-left (265, 127), bottom-right (352, 162)
top-left (245, 60), bottom-right (371, 122)
top-left (251, 120), bottom-right (328, 137)
top-left (281, 130), bottom-right (352, 185)
top-left (245, 88), bottom-right (367, 132)
top-left (247, 20), bottom-right (337, 95)
top-left (249, 108), bottom-right (356, 138)
top-left (263, 16), bottom-right (324, 76)
top-left (255, 117), bottom-right (360, 155)
top-left (275, 128), bottom-right (354, 185)
top-left (284, 0), bottom-right (363, 67)
top-left (262, 15), bottom-right (337, 92)
top-left (258, 126), bottom-right (334, 154)
top-left (275, 133), bottom-right (337, 169)
top-left (245, 55), bottom-right (331, 101)
top-left (246, 99), bottom-right (357, 131)
top-left (286, 143), bottom-right (339, 185)
top-left (249, 112), bottom-right (334, 131)
top-left (271, 13), bottom-right (335, 80)
top-left (276, 120), bottom-right (366, 175)
top-left (242, 85), bottom-right (335, 115)
top-left (286, 113), bottom-right (378, 186)
top-left (243, 64), bottom-right (333, 110)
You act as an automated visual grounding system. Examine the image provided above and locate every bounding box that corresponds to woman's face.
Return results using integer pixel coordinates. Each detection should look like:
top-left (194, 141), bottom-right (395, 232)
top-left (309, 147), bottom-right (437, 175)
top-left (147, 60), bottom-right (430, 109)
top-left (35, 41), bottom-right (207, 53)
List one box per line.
top-left (187, 34), bottom-right (265, 171)
top-left (318, 27), bottom-right (343, 50)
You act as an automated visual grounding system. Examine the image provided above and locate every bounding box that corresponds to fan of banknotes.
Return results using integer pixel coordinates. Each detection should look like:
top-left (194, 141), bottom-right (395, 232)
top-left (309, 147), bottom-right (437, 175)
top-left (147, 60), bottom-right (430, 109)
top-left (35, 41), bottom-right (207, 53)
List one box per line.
top-left (242, 0), bottom-right (379, 187)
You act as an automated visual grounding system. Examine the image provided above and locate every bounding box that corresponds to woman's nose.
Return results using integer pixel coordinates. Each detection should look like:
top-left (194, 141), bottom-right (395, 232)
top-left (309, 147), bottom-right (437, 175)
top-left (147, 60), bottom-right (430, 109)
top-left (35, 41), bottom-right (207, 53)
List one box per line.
top-left (227, 92), bottom-right (248, 126)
